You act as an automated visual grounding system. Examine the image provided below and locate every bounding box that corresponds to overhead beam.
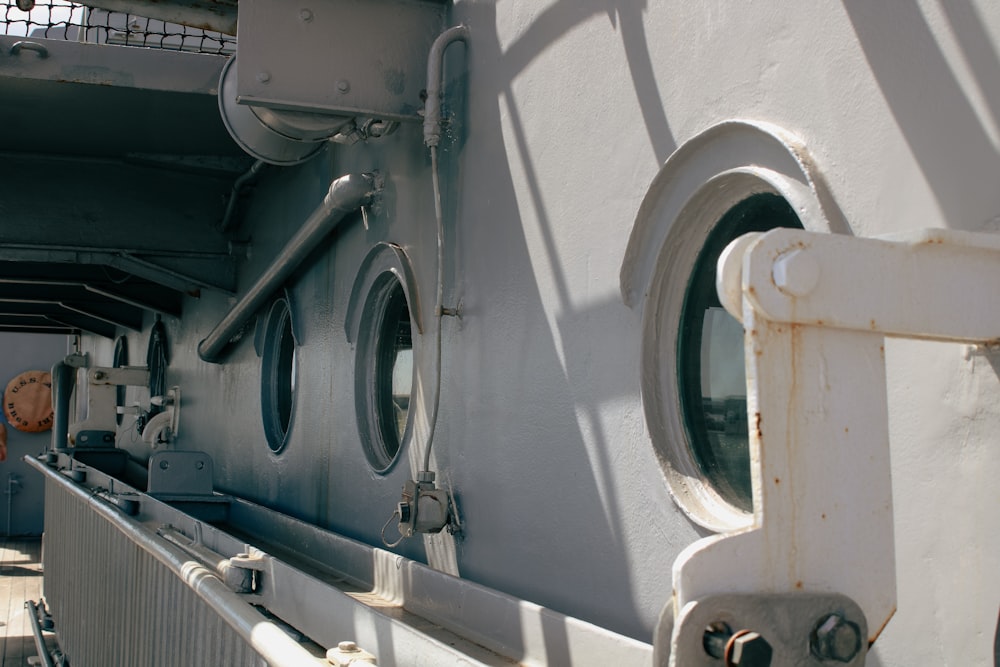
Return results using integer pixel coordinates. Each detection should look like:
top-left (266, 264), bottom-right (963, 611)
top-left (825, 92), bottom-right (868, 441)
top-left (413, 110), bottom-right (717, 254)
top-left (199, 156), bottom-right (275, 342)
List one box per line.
top-left (84, 0), bottom-right (238, 36)
top-left (0, 155), bottom-right (237, 294)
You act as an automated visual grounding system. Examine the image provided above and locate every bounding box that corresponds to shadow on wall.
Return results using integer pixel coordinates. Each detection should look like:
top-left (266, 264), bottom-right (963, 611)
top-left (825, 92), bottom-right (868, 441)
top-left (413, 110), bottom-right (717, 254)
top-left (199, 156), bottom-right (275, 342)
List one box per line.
top-left (842, 0), bottom-right (1000, 228)
top-left (439, 0), bottom-right (681, 647)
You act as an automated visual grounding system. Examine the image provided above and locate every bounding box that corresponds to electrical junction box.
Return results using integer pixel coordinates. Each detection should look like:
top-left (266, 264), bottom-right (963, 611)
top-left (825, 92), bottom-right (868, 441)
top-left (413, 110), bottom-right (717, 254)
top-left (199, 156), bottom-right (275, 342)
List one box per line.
top-left (235, 0), bottom-right (446, 121)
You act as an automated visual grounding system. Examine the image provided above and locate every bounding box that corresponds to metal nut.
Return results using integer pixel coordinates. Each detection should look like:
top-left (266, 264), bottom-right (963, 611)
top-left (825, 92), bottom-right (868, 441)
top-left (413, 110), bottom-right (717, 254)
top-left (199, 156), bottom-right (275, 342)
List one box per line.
top-left (772, 248), bottom-right (820, 297)
top-left (727, 631), bottom-right (772, 666)
top-left (811, 613), bottom-right (862, 663)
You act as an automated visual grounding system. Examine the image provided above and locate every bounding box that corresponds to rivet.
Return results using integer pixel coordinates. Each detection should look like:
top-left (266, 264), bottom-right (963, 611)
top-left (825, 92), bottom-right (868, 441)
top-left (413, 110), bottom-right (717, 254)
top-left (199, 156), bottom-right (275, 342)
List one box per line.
top-left (337, 641), bottom-right (359, 652)
top-left (256, 71), bottom-right (271, 84)
top-left (336, 80), bottom-right (350, 94)
top-left (299, 8), bottom-right (313, 21)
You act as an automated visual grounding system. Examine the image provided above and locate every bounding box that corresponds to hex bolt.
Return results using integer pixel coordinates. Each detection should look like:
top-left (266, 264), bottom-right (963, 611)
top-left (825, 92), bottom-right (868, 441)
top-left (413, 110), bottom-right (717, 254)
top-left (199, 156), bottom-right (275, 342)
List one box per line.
top-left (703, 622), bottom-right (732, 659)
top-left (726, 630), bottom-right (772, 667)
top-left (772, 248), bottom-right (820, 297)
top-left (811, 613), bottom-right (862, 663)
top-left (336, 80), bottom-right (350, 94)
top-left (337, 641), bottom-right (359, 653)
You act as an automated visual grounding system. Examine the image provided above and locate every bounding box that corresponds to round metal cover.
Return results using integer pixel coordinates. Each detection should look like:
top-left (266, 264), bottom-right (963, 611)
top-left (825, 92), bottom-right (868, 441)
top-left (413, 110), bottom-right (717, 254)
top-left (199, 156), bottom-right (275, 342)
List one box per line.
top-left (218, 56), bottom-right (349, 165)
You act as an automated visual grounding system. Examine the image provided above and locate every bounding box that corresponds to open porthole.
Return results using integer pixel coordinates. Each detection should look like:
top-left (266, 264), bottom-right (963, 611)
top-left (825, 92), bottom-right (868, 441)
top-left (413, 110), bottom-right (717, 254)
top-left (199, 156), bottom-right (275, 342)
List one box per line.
top-left (621, 121), bottom-right (843, 530)
top-left (356, 274), bottom-right (414, 472)
top-left (347, 243), bottom-right (423, 475)
top-left (260, 296), bottom-right (297, 454)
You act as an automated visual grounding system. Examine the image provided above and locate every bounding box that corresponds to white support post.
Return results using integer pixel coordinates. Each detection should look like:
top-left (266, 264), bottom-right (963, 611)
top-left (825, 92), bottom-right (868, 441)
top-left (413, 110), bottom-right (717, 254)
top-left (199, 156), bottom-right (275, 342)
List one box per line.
top-left (665, 227), bottom-right (1000, 665)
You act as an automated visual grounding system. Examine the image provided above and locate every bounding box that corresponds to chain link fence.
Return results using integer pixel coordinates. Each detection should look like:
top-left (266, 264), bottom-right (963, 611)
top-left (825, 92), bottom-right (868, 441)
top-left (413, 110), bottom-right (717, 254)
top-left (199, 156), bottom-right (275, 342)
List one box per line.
top-left (1, 1), bottom-right (235, 54)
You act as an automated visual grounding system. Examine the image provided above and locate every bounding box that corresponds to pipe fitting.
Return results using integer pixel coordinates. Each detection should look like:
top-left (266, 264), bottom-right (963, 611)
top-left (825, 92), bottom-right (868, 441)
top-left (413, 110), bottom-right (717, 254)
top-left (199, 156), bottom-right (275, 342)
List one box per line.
top-left (198, 172), bottom-right (378, 363)
top-left (423, 25), bottom-right (470, 148)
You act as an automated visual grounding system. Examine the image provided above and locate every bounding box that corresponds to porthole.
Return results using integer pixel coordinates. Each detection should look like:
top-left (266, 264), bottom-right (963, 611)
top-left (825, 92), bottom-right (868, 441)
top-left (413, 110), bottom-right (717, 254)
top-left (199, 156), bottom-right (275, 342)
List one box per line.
top-left (621, 121), bottom-right (842, 530)
top-left (260, 297), bottom-right (297, 453)
top-left (677, 194), bottom-right (803, 511)
top-left (355, 272), bottom-right (415, 473)
top-left (113, 335), bottom-right (128, 426)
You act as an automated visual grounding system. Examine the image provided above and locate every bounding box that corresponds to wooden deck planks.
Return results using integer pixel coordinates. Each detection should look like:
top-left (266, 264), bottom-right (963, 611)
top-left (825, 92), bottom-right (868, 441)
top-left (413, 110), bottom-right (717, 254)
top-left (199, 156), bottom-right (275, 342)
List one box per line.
top-left (0, 539), bottom-right (55, 667)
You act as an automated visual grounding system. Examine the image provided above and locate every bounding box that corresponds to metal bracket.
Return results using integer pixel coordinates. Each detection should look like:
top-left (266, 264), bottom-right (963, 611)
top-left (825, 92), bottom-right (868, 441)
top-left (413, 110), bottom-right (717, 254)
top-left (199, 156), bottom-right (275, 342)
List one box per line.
top-left (147, 451), bottom-right (213, 496)
top-left (69, 365), bottom-right (151, 446)
top-left (661, 592), bottom-right (867, 666)
top-left (663, 227), bottom-right (1000, 663)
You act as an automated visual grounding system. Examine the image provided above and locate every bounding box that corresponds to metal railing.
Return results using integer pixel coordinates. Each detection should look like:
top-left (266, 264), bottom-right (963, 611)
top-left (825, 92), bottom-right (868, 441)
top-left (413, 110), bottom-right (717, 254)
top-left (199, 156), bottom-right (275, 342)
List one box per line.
top-left (1, 2), bottom-right (234, 54)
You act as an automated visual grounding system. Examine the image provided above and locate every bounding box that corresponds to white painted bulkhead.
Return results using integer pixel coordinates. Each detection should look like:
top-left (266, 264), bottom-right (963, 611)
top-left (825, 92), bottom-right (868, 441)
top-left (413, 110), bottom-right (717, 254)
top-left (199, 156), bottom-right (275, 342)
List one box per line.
top-left (74, 1), bottom-right (1000, 664)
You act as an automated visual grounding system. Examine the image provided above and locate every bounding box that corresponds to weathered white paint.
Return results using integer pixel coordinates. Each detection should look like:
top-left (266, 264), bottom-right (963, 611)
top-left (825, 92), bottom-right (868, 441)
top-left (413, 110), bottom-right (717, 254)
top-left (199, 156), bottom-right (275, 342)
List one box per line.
top-left (63, 1), bottom-right (1000, 663)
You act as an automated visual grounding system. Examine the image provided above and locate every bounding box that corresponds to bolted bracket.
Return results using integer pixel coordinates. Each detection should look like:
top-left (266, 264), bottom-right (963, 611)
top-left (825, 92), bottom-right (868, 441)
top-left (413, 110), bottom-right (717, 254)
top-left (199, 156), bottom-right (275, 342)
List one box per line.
top-left (659, 592), bottom-right (867, 666)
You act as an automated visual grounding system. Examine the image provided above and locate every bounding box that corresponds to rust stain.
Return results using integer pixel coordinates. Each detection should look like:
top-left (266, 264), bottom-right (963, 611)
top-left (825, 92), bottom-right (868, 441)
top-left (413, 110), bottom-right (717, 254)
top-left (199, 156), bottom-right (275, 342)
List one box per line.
top-left (753, 412), bottom-right (763, 438)
top-left (870, 607), bottom-right (897, 644)
top-left (870, 319), bottom-right (877, 330)
top-left (821, 513), bottom-right (826, 519)
top-left (748, 285), bottom-right (757, 295)
top-left (795, 580), bottom-right (803, 589)
top-left (773, 477), bottom-right (780, 485)
top-left (816, 319), bottom-right (824, 326)
top-left (844, 427), bottom-right (849, 434)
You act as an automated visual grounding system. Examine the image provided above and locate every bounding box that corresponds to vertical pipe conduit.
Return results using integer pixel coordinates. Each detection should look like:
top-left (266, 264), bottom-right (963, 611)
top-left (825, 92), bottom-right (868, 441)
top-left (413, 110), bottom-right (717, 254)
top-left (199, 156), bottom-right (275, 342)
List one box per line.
top-left (422, 25), bottom-right (469, 473)
top-left (198, 172), bottom-right (378, 363)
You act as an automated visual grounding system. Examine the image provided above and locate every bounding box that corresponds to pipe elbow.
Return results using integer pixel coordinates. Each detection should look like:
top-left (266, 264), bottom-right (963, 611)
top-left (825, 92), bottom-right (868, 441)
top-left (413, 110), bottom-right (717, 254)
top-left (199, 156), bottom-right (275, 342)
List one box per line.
top-left (141, 411), bottom-right (174, 446)
top-left (424, 25), bottom-right (470, 148)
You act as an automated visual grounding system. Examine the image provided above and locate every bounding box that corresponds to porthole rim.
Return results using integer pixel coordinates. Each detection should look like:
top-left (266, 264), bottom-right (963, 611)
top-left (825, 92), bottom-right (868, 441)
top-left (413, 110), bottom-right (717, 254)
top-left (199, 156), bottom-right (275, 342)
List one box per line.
top-left (260, 295), bottom-right (298, 455)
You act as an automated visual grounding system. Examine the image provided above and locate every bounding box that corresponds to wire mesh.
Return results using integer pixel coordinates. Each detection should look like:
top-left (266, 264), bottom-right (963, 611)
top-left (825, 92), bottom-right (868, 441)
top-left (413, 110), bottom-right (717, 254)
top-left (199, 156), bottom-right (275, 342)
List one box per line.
top-left (1, 1), bottom-right (235, 54)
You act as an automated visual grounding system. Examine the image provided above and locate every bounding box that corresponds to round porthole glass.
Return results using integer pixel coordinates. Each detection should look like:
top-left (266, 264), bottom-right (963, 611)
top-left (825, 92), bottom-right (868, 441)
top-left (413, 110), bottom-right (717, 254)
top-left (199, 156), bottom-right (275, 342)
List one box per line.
top-left (261, 298), bottom-right (297, 453)
top-left (677, 193), bottom-right (803, 511)
top-left (356, 272), bottom-right (414, 472)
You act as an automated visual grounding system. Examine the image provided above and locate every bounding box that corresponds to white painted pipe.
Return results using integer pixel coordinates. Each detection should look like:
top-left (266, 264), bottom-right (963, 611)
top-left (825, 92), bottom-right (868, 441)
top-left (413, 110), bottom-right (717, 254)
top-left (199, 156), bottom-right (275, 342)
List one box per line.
top-left (25, 600), bottom-right (55, 667)
top-left (198, 172), bottom-right (378, 363)
top-left (25, 456), bottom-right (325, 667)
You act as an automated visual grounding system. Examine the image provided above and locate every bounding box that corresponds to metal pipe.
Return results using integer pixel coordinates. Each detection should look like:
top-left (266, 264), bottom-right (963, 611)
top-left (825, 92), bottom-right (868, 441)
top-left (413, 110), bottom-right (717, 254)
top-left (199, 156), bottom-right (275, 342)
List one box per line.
top-left (24, 456), bottom-right (324, 667)
top-left (219, 160), bottom-right (266, 233)
top-left (25, 600), bottom-right (56, 667)
top-left (198, 172), bottom-right (378, 363)
top-left (50, 361), bottom-right (74, 452)
top-left (420, 25), bottom-right (469, 472)
top-left (423, 25), bottom-right (470, 148)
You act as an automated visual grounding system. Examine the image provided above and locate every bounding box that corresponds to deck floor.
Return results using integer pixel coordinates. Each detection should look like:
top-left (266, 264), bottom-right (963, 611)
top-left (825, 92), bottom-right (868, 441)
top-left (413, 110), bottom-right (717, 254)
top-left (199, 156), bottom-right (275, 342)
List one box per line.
top-left (0, 539), bottom-right (57, 667)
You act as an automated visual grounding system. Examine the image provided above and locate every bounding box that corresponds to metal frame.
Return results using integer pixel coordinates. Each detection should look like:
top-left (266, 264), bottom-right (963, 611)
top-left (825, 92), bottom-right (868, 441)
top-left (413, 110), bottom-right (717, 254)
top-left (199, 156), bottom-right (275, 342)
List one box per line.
top-left (663, 227), bottom-right (1000, 664)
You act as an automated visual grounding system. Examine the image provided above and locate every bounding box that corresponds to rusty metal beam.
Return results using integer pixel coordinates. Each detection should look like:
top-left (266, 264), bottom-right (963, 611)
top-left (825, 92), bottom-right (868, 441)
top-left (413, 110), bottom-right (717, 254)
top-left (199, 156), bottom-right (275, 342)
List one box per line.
top-left (83, 0), bottom-right (238, 35)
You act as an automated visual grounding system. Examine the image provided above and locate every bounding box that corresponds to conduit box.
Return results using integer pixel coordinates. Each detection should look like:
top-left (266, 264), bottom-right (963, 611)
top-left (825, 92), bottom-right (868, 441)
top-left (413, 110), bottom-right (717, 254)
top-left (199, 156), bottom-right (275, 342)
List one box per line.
top-left (235, 0), bottom-right (445, 121)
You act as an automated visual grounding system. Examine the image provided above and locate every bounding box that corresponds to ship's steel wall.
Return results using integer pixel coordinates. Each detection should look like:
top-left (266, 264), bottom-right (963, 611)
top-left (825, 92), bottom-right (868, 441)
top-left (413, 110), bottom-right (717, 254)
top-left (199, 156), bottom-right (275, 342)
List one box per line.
top-left (79, 1), bottom-right (1000, 664)
top-left (43, 481), bottom-right (266, 667)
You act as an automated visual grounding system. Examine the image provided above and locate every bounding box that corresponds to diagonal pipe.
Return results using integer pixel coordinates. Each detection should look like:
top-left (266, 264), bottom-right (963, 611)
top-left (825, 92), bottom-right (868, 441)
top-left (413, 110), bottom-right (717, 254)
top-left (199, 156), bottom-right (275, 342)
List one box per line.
top-left (198, 172), bottom-right (378, 363)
